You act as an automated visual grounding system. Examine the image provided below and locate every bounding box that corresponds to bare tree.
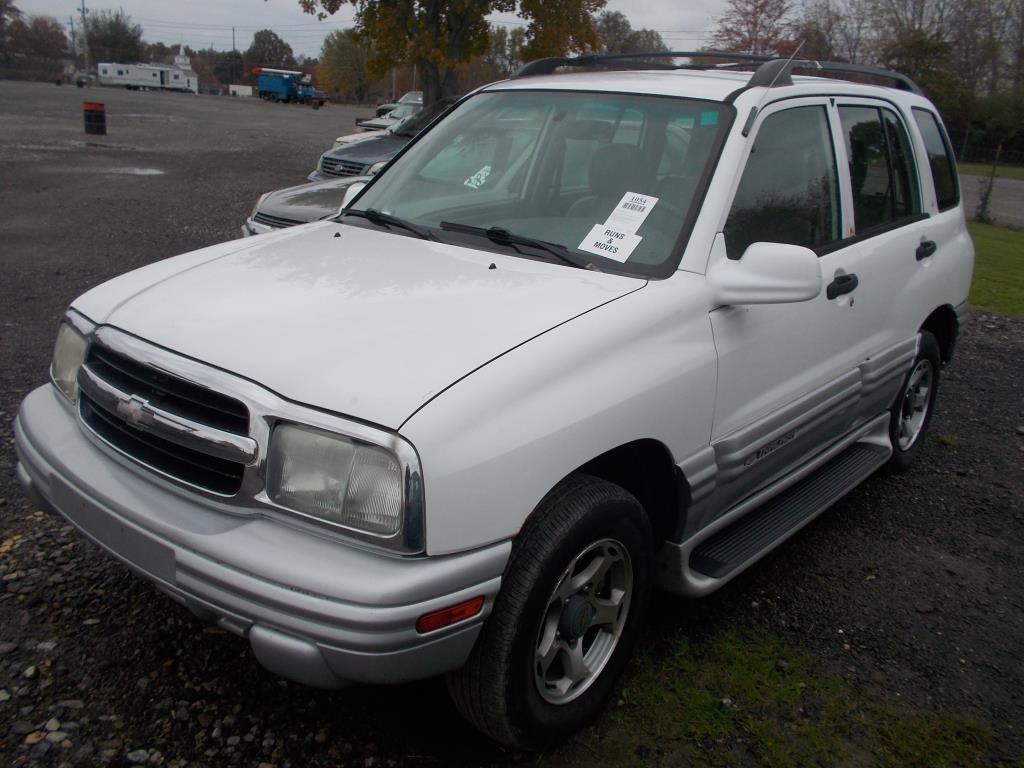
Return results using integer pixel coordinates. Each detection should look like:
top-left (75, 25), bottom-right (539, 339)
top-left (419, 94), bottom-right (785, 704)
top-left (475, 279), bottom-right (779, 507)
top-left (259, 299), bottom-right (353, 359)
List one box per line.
top-left (712, 0), bottom-right (793, 55)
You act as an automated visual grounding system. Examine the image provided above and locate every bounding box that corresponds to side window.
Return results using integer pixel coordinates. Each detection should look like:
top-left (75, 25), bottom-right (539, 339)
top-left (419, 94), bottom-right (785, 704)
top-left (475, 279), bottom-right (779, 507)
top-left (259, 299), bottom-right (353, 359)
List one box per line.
top-left (839, 105), bottom-right (921, 233)
top-left (724, 105), bottom-right (840, 259)
top-left (913, 108), bottom-right (960, 210)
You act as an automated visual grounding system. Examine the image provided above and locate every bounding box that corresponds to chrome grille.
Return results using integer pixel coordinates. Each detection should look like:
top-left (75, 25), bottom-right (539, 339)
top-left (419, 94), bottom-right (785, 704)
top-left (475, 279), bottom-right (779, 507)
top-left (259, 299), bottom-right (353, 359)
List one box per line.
top-left (253, 211), bottom-right (304, 229)
top-left (320, 157), bottom-right (369, 177)
top-left (78, 345), bottom-right (252, 495)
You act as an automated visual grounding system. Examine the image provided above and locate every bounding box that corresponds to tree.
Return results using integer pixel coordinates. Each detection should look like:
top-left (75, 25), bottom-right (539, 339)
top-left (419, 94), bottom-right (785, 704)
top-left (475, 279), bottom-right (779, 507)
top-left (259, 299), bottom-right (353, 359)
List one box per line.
top-left (245, 29), bottom-right (296, 72)
top-left (212, 49), bottom-right (244, 85)
top-left (298, 0), bottom-right (606, 104)
top-left (6, 13), bottom-right (69, 79)
top-left (319, 28), bottom-right (371, 101)
top-left (711, 0), bottom-right (793, 55)
top-left (595, 10), bottom-right (632, 52)
top-left (85, 9), bottom-right (143, 63)
top-left (0, 0), bottom-right (22, 63)
top-left (594, 10), bottom-right (667, 55)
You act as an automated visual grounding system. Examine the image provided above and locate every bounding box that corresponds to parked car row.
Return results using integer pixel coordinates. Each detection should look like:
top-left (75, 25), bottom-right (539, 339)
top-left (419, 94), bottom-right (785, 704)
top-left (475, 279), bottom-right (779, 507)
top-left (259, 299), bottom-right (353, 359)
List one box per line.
top-left (243, 98), bottom-right (455, 235)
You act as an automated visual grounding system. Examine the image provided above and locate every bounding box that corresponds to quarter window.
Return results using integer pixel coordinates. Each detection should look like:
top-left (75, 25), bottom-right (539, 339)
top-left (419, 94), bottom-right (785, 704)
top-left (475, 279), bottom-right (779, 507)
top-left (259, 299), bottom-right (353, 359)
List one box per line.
top-left (913, 108), bottom-right (960, 210)
top-left (724, 105), bottom-right (840, 259)
top-left (838, 106), bottom-right (920, 232)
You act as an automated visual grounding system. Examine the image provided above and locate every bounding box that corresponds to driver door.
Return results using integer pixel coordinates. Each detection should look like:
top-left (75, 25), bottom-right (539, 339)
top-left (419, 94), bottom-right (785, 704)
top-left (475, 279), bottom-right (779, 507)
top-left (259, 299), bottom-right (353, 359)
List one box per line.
top-left (707, 99), bottom-right (873, 511)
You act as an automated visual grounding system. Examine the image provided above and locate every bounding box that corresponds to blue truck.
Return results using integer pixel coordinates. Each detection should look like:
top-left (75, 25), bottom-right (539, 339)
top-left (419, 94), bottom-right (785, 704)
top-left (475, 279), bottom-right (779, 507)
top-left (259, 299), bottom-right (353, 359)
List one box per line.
top-left (254, 68), bottom-right (326, 105)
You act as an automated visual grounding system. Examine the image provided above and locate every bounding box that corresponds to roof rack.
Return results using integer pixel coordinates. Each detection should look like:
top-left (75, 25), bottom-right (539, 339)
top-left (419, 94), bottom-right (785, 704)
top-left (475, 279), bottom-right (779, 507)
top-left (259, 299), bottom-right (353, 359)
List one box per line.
top-left (513, 51), bottom-right (923, 96)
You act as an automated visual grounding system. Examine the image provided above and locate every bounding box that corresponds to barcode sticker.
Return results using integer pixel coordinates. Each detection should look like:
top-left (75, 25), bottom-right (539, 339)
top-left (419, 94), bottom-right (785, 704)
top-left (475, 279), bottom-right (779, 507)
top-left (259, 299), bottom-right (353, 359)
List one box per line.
top-left (605, 192), bottom-right (659, 233)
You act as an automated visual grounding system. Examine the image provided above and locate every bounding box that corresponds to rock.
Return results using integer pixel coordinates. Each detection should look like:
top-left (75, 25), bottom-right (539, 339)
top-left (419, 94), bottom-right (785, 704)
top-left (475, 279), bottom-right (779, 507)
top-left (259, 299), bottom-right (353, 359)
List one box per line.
top-left (0, 642), bottom-right (17, 655)
top-left (22, 665), bottom-right (37, 679)
top-left (11, 720), bottom-right (35, 735)
top-left (57, 699), bottom-right (84, 710)
top-left (0, 689), bottom-right (10, 702)
top-left (25, 731), bottom-right (46, 745)
top-left (226, 736), bottom-right (240, 747)
top-left (82, 619), bottom-right (101, 626)
top-left (45, 717), bottom-right (61, 731)
top-left (37, 641), bottom-right (57, 652)
top-left (1016, 425), bottom-right (1024, 436)
top-left (127, 749), bottom-right (151, 764)
top-left (46, 730), bottom-right (69, 743)
top-left (72, 743), bottom-right (95, 761)
top-left (30, 740), bottom-right (52, 759)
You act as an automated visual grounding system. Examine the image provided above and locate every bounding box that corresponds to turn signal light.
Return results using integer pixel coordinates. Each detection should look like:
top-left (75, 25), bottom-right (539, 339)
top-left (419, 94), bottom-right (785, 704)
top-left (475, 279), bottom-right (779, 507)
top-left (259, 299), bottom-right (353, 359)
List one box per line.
top-left (416, 596), bottom-right (485, 634)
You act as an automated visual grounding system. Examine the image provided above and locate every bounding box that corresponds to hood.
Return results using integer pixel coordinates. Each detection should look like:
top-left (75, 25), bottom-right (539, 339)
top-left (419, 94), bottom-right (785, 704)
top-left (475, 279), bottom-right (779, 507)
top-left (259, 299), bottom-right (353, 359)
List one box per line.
top-left (333, 131), bottom-right (380, 147)
top-left (259, 176), bottom-right (370, 223)
top-left (322, 134), bottom-right (408, 165)
top-left (74, 222), bottom-right (643, 429)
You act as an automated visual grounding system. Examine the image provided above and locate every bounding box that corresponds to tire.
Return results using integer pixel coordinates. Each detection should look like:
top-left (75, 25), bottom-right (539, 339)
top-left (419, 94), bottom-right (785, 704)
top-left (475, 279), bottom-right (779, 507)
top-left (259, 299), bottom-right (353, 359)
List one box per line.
top-left (447, 474), bottom-right (654, 750)
top-left (884, 330), bottom-right (940, 473)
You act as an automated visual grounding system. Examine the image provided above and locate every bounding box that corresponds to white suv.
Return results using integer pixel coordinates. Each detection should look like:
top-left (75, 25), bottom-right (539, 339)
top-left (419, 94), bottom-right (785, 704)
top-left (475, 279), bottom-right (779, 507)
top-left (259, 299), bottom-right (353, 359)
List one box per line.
top-left (15, 54), bottom-right (972, 749)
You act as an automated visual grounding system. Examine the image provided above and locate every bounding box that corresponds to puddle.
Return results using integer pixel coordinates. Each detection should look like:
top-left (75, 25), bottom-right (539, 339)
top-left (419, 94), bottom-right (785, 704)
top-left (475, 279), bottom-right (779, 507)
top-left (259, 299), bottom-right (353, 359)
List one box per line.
top-left (104, 167), bottom-right (165, 176)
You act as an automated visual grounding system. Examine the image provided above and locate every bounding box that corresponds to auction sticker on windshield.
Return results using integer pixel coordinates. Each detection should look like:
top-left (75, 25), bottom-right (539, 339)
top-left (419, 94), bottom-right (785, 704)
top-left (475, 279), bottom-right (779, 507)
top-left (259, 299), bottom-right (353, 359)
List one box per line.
top-left (578, 224), bottom-right (642, 262)
top-left (605, 192), bottom-right (659, 233)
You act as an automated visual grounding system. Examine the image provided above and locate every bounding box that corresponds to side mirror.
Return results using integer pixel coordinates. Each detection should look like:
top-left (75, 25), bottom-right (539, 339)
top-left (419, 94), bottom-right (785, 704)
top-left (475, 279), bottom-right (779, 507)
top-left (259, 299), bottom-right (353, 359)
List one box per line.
top-left (340, 181), bottom-right (367, 210)
top-left (707, 242), bottom-right (822, 306)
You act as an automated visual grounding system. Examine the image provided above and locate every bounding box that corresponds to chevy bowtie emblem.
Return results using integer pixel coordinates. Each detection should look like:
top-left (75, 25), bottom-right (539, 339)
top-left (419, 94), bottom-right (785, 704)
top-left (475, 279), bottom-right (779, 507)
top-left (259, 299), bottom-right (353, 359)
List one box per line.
top-left (116, 395), bottom-right (154, 429)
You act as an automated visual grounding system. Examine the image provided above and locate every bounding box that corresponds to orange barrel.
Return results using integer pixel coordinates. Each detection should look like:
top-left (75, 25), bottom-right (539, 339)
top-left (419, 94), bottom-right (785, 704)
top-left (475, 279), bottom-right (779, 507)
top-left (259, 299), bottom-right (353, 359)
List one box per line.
top-left (83, 102), bottom-right (106, 135)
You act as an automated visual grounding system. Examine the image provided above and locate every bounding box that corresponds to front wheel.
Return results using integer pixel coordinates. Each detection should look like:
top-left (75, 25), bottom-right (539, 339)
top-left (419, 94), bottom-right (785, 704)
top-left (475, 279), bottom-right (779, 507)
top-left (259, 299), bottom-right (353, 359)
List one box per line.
top-left (884, 330), bottom-right (940, 472)
top-left (447, 475), bottom-right (653, 750)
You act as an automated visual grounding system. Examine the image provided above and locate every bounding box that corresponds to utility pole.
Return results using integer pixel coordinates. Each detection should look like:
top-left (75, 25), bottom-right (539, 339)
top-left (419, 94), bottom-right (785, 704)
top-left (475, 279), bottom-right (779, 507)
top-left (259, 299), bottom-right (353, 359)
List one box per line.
top-left (232, 26), bottom-right (236, 84)
top-left (68, 16), bottom-right (77, 66)
top-left (79, 0), bottom-right (91, 76)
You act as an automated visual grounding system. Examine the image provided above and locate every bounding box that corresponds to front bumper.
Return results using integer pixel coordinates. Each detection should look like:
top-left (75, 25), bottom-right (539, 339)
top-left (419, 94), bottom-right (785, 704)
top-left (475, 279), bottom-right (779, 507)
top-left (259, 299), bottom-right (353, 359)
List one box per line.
top-left (241, 217), bottom-right (275, 237)
top-left (15, 385), bottom-right (509, 688)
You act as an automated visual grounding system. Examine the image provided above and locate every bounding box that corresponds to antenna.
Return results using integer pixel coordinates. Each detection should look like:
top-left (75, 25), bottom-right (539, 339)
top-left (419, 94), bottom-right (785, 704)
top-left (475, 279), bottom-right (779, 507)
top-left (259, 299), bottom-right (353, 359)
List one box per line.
top-left (741, 41), bottom-right (806, 137)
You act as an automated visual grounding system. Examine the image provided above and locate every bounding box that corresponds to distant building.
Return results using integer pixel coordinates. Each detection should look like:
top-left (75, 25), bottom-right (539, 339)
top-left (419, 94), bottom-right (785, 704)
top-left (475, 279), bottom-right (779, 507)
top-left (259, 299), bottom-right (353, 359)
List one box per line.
top-left (96, 46), bottom-right (199, 94)
top-left (229, 84), bottom-right (253, 97)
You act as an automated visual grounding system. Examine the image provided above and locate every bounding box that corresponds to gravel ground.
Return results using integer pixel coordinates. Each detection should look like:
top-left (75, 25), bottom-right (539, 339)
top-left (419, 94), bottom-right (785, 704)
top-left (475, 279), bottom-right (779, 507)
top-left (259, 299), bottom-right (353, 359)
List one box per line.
top-left (1, 80), bottom-right (1022, 766)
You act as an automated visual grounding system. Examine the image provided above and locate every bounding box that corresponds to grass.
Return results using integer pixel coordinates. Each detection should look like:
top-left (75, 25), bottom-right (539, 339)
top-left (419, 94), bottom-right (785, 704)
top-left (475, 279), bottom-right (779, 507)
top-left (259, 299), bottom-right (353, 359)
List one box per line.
top-left (542, 630), bottom-right (1001, 768)
top-left (959, 162), bottom-right (1024, 180)
top-left (968, 221), bottom-right (1024, 317)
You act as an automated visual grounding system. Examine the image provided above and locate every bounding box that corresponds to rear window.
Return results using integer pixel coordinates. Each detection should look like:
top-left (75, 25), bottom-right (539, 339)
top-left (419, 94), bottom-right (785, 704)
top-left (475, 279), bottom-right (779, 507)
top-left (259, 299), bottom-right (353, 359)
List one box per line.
top-left (912, 109), bottom-right (959, 210)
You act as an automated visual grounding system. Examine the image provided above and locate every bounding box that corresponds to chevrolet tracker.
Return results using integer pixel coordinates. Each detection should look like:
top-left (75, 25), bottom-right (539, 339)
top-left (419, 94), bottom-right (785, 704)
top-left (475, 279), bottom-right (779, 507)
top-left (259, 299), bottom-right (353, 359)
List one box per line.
top-left (15, 52), bottom-right (973, 749)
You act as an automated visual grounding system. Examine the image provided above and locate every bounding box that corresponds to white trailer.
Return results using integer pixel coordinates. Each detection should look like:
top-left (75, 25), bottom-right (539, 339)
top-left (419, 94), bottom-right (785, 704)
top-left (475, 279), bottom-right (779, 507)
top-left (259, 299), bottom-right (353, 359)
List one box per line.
top-left (96, 63), bottom-right (164, 90)
top-left (96, 48), bottom-right (199, 94)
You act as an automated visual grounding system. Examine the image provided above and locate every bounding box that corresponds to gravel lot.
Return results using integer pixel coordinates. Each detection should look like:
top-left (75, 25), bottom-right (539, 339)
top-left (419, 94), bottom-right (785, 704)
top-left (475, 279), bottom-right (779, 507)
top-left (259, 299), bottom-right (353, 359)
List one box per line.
top-left (1, 80), bottom-right (1022, 767)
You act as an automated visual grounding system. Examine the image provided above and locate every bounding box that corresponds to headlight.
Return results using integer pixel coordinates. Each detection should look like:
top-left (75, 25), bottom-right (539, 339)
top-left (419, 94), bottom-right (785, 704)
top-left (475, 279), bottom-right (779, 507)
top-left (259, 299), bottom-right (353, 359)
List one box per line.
top-left (51, 322), bottom-right (89, 403)
top-left (251, 192), bottom-right (270, 219)
top-left (266, 423), bottom-right (422, 550)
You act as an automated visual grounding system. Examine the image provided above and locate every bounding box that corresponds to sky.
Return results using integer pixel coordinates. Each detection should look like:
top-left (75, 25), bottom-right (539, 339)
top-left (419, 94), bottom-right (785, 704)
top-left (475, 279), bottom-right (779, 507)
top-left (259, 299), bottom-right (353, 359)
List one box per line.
top-left (15, 0), bottom-right (724, 60)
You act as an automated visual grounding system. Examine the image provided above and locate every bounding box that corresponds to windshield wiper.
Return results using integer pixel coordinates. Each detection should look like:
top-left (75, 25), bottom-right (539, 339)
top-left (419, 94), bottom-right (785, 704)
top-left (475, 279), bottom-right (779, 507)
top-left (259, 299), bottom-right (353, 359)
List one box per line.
top-left (342, 208), bottom-right (436, 240)
top-left (439, 221), bottom-right (596, 271)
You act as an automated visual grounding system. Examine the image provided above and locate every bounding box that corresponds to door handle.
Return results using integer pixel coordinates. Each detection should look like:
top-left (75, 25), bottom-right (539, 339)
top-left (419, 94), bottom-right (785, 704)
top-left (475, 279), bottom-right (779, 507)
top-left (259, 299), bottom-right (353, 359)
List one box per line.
top-left (916, 240), bottom-right (937, 260)
top-left (827, 273), bottom-right (859, 300)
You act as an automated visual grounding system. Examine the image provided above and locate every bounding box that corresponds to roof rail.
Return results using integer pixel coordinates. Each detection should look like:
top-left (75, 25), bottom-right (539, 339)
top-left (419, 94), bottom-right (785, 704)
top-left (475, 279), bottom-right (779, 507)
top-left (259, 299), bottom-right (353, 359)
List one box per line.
top-left (512, 51), bottom-right (923, 95)
top-left (513, 51), bottom-right (771, 79)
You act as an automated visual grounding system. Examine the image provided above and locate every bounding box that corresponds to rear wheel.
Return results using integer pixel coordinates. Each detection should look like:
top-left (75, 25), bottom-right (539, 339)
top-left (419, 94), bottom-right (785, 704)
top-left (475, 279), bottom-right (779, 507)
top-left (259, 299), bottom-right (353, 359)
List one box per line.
top-left (447, 475), bottom-right (653, 750)
top-left (885, 331), bottom-right (940, 472)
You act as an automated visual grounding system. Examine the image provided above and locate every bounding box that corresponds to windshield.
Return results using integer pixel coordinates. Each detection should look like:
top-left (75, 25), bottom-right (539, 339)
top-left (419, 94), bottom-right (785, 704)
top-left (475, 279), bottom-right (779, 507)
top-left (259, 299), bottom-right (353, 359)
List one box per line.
top-left (386, 104), bottom-right (419, 121)
top-left (389, 99), bottom-right (455, 137)
top-left (353, 90), bottom-right (733, 276)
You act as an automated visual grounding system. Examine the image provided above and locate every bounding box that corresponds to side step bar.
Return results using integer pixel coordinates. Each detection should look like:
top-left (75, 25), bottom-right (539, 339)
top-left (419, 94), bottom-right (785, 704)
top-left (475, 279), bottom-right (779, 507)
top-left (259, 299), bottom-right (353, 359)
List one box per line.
top-left (659, 414), bottom-right (892, 597)
top-left (689, 443), bottom-right (889, 578)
